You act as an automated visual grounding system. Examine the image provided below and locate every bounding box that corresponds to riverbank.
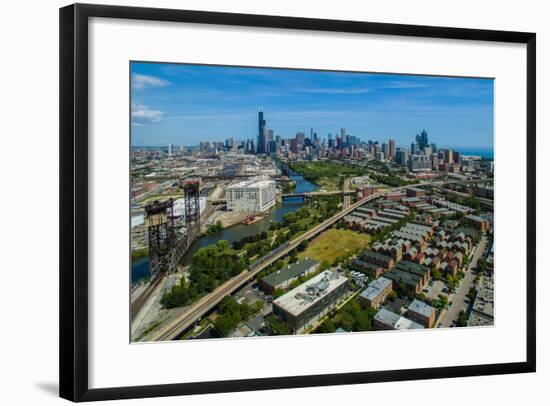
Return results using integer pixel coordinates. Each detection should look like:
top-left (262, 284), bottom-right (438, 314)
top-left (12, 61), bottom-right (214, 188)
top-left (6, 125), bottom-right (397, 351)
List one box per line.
top-left (131, 167), bottom-right (318, 282)
top-left (131, 247), bottom-right (149, 260)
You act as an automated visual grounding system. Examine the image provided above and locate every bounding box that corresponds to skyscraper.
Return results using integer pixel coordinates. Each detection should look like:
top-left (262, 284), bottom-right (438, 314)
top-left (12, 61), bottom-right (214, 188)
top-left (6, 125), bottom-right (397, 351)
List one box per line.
top-left (416, 130), bottom-right (429, 150)
top-left (396, 148), bottom-right (409, 165)
top-left (257, 109), bottom-right (267, 154)
top-left (389, 139), bottom-right (396, 159)
top-left (296, 132), bottom-right (305, 150)
top-left (290, 138), bottom-right (299, 154)
top-left (382, 142), bottom-right (390, 158)
top-left (168, 143), bottom-right (173, 155)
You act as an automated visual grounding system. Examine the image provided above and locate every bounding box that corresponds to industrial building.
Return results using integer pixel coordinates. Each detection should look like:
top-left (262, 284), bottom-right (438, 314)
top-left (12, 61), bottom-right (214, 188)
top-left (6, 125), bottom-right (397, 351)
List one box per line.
top-left (226, 176), bottom-right (276, 212)
top-left (261, 258), bottom-right (320, 293)
top-left (272, 271), bottom-right (349, 333)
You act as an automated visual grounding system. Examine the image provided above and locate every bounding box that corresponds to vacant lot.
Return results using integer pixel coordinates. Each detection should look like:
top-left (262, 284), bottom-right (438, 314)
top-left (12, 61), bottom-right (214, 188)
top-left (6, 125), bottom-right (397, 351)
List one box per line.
top-left (299, 228), bottom-right (371, 264)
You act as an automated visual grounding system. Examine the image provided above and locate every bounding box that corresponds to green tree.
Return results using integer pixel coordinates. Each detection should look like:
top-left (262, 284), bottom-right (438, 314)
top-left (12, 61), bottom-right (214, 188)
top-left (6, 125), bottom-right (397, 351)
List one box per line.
top-left (477, 257), bottom-right (487, 274)
top-left (272, 288), bottom-right (285, 299)
top-left (456, 310), bottom-right (468, 327)
top-left (266, 316), bottom-right (292, 335)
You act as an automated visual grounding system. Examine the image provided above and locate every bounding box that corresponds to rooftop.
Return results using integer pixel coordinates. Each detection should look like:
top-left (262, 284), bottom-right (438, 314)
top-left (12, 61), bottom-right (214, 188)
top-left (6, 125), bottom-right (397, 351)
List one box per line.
top-left (408, 299), bottom-right (435, 318)
top-left (362, 250), bottom-right (393, 263)
top-left (374, 308), bottom-right (424, 330)
top-left (228, 176), bottom-right (274, 189)
top-left (384, 268), bottom-right (423, 287)
top-left (351, 259), bottom-right (382, 272)
top-left (262, 258), bottom-right (320, 288)
top-left (273, 271), bottom-right (348, 317)
top-left (465, 214), bottom-right (488, 223)
top-left (395, 260), bottom-right (430, 277)
top-left (360, 277), bottom-right (392, 301)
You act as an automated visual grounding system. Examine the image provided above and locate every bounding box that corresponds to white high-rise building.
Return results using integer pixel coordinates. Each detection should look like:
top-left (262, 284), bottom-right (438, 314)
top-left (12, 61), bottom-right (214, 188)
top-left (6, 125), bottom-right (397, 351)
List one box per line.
top-left (168, 143), bottom-right (173, 155)
top-left (226, 177), bottom-right (276, 212)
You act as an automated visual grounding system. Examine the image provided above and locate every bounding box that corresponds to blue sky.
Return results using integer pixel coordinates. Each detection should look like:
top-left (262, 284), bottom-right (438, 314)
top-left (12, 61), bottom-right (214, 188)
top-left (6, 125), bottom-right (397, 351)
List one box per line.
top-left (131, 62), bottom-right (494, 150)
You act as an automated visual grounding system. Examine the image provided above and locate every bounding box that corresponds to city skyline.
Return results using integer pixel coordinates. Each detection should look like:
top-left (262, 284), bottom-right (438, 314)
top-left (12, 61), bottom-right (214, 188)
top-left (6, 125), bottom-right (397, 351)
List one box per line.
top-left (131, 62), bottom-right (494, 150)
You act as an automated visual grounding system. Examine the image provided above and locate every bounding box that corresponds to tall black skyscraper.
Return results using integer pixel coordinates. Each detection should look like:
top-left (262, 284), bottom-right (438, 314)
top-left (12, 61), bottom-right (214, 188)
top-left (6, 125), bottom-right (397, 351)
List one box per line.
top-left (257, 109), bottom-right (266, 154)
top-left (416, 129), bottom-right (429, 150)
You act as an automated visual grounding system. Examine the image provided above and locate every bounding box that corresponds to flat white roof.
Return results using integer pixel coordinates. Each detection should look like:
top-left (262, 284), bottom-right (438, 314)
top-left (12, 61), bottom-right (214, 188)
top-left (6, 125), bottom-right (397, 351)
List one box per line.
top-left (273, 271), bottom-right (348, 317)
top-left (228, 177), bottom-right (274, 189)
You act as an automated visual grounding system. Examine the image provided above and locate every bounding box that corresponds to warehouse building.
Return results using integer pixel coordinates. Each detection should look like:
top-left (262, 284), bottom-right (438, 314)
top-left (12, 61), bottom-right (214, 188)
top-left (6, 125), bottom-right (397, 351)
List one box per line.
top-left (261, 258), bottom-right (320, 293)
top-left (272, 271), bottom-right (349, 333)
top-left (226, 176), bottom-right (276, 212)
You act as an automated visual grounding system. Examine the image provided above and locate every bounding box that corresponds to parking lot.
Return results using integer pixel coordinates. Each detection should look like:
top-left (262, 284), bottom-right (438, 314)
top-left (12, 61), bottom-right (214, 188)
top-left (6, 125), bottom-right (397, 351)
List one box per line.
top-left (234, 284), bottom-right (267, 307)
top-left (425, 279), bottom-right (445, 301)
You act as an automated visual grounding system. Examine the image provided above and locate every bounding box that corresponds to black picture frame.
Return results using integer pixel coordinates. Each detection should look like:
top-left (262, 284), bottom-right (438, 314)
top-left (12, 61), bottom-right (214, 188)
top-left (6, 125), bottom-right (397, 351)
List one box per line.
top-left (59, 3), bottom-right (536, 402)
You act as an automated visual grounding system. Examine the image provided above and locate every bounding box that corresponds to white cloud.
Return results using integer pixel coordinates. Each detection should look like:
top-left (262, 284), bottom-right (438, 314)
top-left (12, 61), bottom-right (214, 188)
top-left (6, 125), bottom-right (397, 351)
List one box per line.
top-left (131, 103), bottom-right (164, 124)
top-left (382, 81), bottom-right (428, 89)
top-left (296, 87), bottom-right (371, 95)
top-left (132, 74), bottom-right (170, 90)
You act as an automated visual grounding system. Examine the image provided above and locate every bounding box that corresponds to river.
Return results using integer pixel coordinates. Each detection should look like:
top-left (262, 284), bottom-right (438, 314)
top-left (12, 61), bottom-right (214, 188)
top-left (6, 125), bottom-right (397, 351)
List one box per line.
top-left (131, 170), bottom-right (316, 283)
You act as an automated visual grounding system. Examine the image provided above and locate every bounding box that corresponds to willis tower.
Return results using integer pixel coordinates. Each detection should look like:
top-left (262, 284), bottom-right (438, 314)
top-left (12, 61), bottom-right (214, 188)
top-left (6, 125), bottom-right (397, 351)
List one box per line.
top-left (257, 108), bottom-right (267, 154)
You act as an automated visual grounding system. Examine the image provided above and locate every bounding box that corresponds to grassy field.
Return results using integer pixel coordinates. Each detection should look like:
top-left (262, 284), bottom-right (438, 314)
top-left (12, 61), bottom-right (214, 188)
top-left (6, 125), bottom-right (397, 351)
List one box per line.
top-left (298, 228), bottom-right (371, 264)
top-left (291, 160), bottom-right (414, 189)
top-left (315, 177), bottom-right (340, 191)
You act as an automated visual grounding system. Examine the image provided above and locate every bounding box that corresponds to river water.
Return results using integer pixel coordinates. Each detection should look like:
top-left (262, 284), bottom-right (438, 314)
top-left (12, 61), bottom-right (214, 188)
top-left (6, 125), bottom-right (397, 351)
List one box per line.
top-left (131, 170), bottom-right (316, 283)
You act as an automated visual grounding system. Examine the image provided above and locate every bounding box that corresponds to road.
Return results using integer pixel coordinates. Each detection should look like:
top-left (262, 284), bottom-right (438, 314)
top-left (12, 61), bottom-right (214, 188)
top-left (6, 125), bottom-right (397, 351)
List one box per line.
top-left (439, 234), bottom-right (488, 327)
top-left (149, 183), bottom-right (422, 341)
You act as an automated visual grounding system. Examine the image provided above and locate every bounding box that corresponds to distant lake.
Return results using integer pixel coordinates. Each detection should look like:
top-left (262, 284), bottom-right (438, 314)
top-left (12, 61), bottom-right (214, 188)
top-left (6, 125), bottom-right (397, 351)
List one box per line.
top-left (454, 148), bottom-right (494, 160)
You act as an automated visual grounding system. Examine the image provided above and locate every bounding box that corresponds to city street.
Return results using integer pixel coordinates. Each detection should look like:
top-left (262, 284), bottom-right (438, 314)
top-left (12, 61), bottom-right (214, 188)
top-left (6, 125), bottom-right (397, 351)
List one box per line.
top-left (439, 234), bottom-right (488, 327)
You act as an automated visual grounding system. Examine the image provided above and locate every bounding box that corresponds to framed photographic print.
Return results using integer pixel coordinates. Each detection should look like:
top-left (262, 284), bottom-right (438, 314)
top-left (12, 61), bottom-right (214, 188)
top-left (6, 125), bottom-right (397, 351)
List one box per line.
top-left (59, 3), bottom-right (536, 402)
